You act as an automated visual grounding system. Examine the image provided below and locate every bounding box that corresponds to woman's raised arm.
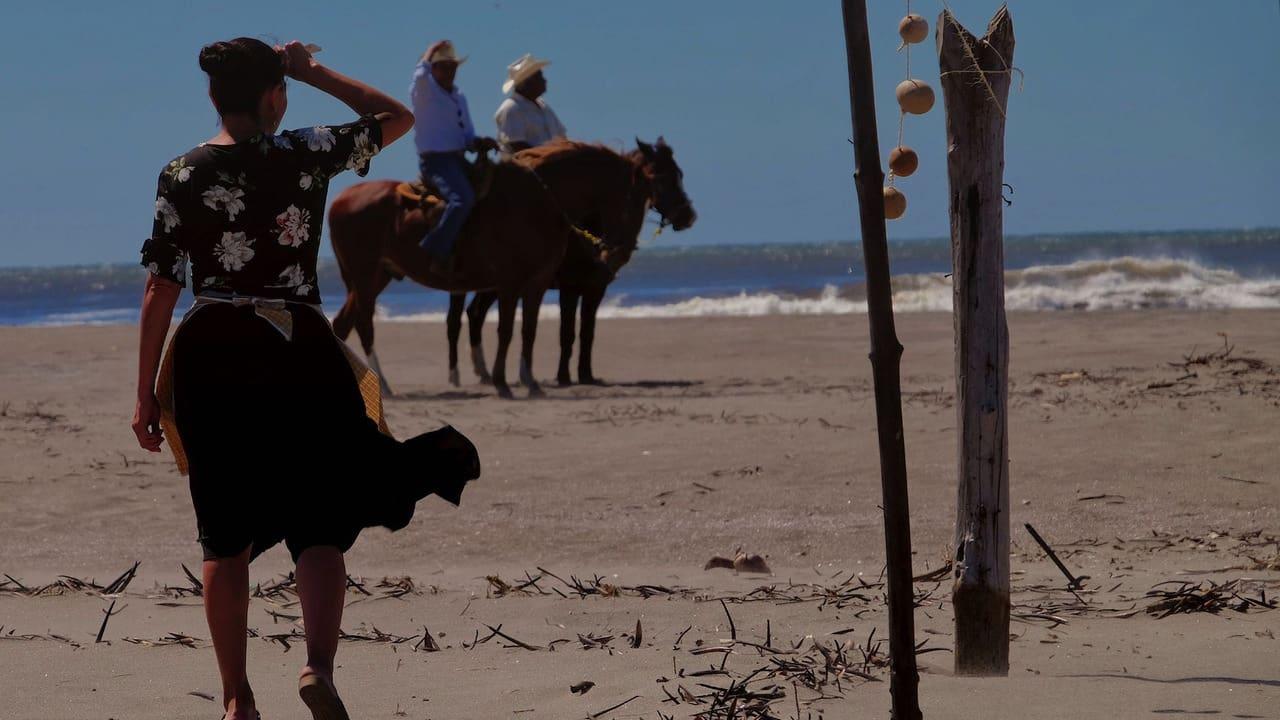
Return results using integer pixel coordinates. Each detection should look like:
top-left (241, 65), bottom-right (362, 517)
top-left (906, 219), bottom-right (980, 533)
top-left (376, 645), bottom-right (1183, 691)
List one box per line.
top-left (281, 41), bottom-right (414, 146)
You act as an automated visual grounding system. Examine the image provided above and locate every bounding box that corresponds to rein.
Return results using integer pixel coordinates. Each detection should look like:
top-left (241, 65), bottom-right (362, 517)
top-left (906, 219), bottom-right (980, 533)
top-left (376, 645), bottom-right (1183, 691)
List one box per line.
top-left (521, 164), bottom-right (606, 250)
top-left (521, 155), bottom-right (678, 254)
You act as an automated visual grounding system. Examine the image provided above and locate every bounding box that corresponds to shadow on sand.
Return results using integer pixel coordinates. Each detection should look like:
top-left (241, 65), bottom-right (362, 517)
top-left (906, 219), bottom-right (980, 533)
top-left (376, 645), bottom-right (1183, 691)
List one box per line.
top-left (1065, 673), bottom-right (1280, 688)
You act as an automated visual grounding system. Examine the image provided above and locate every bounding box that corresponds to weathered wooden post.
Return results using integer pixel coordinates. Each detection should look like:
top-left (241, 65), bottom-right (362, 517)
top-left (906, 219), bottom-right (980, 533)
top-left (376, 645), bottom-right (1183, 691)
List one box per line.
top-left (937, 6), bottom-right (1016, 676)
top-left (840, 1), bottom-right (922, 717)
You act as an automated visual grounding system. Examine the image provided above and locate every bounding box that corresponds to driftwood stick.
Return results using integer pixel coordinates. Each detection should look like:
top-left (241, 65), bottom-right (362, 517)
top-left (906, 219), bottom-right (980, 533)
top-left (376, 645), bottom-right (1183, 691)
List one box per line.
top-left (719, 598), bottom-right (737, 640)
top-left (96, 599), bottom-right (119, 643)
top-left (941, 4), bottom-right (1016, 677)
top-left (482, 623), bottom-right (542, 651)
top-left (589, 694), bottom-right (641, 719)
top-left (840, 1), bottom-right (922, 716)
top-left (102, 561), bottom-right (140, 595)
top-left (181, 564), bottom-right (204, 594)
top-left (1025, 523), bottom-right (1087, 590)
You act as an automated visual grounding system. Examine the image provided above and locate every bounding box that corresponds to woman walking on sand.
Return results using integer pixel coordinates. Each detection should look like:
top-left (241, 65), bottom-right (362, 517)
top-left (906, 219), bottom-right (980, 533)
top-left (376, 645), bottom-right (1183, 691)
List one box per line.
top-left (131, 38), bottom-right (480, 720)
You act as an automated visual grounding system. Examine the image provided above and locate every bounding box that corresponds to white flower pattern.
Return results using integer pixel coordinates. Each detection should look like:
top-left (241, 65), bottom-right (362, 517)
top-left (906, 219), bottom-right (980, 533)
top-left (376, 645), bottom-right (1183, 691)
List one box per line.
top-left (278, 263), bottom-right (313, 296)
top-left (300, 126), bottom-right (335, 152)
top-left (346, 129), bottom-right (379, 173)
top-left (274, 205), bottom-right (311, 247)
top-left (202, 185), bottom-right (246, 221)
top-left (167, 158), bottom-right (192, 183)
top-left (259, 134), bottom-right (294, 154)
top-left (214, 232), bottom-right (255, 271)
top-left (142, 117), bottom-right (378, 299)
top-left (155, 196), bottom-right (181, 233)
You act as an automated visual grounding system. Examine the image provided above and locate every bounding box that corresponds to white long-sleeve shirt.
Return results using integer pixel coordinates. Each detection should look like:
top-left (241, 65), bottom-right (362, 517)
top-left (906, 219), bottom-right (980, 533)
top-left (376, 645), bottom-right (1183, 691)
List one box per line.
top-left (494, 93), bottom-right (567, 155)
top-left (410, 63), bottom-right (476, 154)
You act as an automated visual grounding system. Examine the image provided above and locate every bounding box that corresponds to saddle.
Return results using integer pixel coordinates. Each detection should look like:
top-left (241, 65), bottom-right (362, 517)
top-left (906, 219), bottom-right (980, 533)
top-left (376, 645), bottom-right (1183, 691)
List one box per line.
top-left (386, 154), bottom-right (499, 281)
top-left (395, 153), bottom-right (497, 211)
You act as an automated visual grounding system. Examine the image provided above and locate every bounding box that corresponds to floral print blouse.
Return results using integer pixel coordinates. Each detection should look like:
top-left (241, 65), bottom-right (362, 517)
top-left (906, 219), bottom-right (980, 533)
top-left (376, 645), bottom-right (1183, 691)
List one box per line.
top-left (140, 116), bottom-right (382, 303)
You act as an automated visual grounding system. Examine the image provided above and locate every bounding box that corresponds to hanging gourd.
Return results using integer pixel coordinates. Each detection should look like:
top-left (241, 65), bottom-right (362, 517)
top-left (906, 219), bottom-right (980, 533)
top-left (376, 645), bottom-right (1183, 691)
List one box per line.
top-left (883, 186), bottom-right (907, 220)
top-left (896, 79), bottom-right (935, 115)
top-left (899, 14), bottom-right (929, 44)
top-left (883, 2), bottom-right (932, 221)
top-left (889, 146), bottom-right (919, 177)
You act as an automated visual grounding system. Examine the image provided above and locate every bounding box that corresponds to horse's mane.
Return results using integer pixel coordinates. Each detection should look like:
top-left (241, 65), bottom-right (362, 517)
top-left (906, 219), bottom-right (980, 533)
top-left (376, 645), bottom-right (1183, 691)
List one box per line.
top-left (515, 140), bottom-right (634, 169)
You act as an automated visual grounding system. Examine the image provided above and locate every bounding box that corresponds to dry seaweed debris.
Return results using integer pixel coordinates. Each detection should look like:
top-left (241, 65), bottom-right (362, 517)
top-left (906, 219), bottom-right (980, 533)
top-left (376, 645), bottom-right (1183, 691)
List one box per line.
top-left (658, 628), bottom-right (922, 718)
top-left (122, 632), bottom-right (204, 649)
top-left (0, 561), bottom-right (141, 598)
top-left (486, 567), bottom-right (697, 600)
top-left (1144, 579), bottom-right (1277, 618)
top-left (0, 625), bottom-right (83, 648)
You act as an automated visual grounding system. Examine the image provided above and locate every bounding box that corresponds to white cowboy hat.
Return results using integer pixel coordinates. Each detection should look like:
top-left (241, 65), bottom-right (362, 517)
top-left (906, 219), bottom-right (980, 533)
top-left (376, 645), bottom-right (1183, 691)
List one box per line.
top-left (503, 53), bottom-right (551, 94)
top-left (423, 40), bottom-right (467, 66)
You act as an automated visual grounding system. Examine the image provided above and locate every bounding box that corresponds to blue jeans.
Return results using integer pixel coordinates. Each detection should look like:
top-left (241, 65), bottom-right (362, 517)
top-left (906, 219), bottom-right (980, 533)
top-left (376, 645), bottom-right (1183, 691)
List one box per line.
top-left (418, 152), bottom-right (475, 258)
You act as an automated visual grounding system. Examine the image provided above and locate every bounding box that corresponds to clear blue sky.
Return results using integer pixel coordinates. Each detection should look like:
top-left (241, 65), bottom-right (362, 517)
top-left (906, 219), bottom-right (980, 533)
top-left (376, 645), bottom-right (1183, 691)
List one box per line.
top-left (1, 1), bottom-right (1277, 267)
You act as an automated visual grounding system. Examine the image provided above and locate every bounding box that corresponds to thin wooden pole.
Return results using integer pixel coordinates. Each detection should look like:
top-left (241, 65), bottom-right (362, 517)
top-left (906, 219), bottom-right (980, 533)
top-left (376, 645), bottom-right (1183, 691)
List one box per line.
top-left (937, 6), bottom-right (1016, 676)
top-left (839, 2), bottom-right (921, 717)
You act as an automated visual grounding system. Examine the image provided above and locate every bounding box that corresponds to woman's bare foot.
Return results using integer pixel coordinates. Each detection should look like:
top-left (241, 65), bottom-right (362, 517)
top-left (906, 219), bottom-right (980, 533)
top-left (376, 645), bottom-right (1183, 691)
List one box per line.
top-left (299, 667), bottom-right (349, 720)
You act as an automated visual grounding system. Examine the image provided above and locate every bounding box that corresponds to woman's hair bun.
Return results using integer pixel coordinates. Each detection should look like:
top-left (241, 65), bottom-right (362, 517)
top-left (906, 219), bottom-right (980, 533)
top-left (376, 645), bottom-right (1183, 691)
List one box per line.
top-left (197, 37), bottom-right (285, 116)
top-left (198, 41), bottom-right (232, 74)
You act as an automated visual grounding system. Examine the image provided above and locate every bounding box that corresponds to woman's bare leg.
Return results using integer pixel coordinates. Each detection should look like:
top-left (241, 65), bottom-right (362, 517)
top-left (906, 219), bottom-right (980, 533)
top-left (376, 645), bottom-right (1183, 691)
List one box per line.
top-left (296, 545), bottom-right (346, 679)
top-left (203, 546), bottom-right (255, 719)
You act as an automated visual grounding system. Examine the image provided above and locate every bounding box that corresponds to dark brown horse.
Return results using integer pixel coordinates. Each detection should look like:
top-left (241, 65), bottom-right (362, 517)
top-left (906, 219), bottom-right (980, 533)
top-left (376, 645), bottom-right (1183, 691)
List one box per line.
top-left (328, 159), bottom-right (573, 399)
top-left (446, 138), bottom-right (696, 387)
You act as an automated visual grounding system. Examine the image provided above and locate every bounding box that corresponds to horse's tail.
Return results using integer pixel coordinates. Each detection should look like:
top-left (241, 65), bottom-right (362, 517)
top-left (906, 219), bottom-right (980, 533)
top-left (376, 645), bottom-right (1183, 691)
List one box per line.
top-left (328, 182), bottom-right (397, 350)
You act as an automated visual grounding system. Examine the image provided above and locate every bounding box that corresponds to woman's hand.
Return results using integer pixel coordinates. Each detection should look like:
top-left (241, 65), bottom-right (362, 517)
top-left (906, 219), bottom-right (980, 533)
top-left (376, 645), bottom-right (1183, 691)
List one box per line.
top-left (279, 41), bottom-right (320, 83)
top-left (133, 392), bottom-right (164, 452)
top-left (283, 43), bottom-right (414, 146)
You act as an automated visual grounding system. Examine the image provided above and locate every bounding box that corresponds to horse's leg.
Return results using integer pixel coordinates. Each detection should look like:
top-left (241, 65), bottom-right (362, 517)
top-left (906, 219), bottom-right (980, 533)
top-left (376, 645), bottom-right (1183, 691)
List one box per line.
top-left (467, 291), bottom-right (497, 384)
top-left (358, 270), bottom-right (395, 397)
top-left (332, 291), bottom-right (359, 341)
top-left (578, 284), bottom-right (607, 385)
top-left (446, 293), bottom-right (465, 387)
top-left (491, 291), bottom-right (519, 400)
top-left (520, 288), bottom-right (546, 398)
top-left (556, 290), bottom-right (580, 386)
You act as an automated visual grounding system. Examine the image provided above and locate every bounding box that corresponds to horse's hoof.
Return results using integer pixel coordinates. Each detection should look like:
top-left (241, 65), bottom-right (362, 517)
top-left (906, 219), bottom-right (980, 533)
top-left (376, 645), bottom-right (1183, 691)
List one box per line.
top-left (580, 375), bottom-right (604, 386)
top-left (527, 383), bottom-right (545, 398)
top-left (557, 376), bottom-right (573, 387)
top-left (448, 368), bottom-right (460, 387)
top-left (477, 374), bottom-right (493, 386)
top-left (495, 384), bottom-right (514, 400)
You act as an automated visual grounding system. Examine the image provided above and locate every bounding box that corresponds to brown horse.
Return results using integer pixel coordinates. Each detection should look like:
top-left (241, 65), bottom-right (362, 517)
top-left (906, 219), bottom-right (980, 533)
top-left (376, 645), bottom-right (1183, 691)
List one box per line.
top-left (446, 138), bottom-right (696, 387)
top-left (328, 159), bottom-right (573, 399)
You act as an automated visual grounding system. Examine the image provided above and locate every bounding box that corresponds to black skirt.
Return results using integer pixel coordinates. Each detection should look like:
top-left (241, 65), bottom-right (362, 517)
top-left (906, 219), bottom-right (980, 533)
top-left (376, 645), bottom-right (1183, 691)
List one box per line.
top-left (171, 302), bottom-right (478, 562)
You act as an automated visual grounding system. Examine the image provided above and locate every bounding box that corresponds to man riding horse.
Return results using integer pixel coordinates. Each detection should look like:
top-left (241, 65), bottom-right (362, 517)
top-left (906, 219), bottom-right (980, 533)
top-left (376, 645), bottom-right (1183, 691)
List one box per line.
top-left (494, 53), bottom-right (567, 157)
top-left (329, 43), bottom-right (697, 398)
top-left (443, 53), bottom-right (571, 386)
top-left (410, 40), bottom-right (498, 271)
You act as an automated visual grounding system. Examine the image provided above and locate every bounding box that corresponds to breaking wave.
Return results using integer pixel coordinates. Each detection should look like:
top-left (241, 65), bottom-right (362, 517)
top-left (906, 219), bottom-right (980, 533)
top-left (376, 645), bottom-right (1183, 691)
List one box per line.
top-left (377, 257), bottom-right (1280, 321)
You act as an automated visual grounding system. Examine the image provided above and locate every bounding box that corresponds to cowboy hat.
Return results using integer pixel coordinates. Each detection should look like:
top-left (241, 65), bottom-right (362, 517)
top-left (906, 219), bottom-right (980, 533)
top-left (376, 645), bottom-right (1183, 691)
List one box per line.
top-left (503, 53), bottom-right (550, 94)
top-left (422, 40), bottom-right (467, 66)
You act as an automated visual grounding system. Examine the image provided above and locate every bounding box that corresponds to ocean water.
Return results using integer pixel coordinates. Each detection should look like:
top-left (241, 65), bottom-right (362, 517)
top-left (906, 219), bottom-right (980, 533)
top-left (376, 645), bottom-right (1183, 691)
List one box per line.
top-left (2, 229), bottom-right (1278, 327)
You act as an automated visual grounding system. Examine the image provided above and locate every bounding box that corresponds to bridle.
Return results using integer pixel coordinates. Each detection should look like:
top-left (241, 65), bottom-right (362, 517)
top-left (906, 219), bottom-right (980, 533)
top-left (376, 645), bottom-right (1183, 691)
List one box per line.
top-left (635, 160), bottom-right (693, 241)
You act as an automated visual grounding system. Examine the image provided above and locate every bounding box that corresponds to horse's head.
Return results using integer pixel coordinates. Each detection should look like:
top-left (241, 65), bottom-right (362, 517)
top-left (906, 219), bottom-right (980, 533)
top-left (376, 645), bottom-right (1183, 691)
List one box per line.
top-left (636, 137), bottom-right (696, 232)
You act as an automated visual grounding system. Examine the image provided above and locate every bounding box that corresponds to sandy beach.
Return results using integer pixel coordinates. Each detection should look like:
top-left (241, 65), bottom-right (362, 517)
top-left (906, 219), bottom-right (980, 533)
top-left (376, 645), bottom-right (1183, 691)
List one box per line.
top-left (1, 310), bottom-right (1277, 719)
